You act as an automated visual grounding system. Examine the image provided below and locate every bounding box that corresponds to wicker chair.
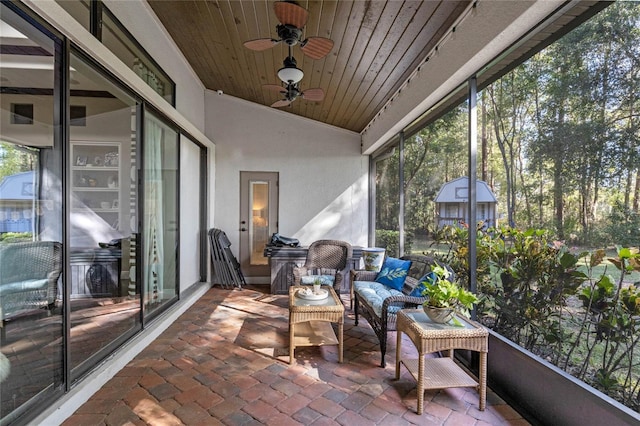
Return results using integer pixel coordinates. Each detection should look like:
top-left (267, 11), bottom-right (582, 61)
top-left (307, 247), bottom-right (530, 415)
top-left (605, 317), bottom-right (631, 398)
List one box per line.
top-left (292, 239), bottom-right (352, 293)
top-left (353, 254), bottom-right (453, 367)
top-left (0, 241), bottom-right (63, 321)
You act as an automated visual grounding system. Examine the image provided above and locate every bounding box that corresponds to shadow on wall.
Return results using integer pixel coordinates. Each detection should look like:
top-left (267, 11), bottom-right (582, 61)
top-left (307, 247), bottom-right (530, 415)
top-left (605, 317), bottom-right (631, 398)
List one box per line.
top-left (293, 176), bottom-right (367, 247)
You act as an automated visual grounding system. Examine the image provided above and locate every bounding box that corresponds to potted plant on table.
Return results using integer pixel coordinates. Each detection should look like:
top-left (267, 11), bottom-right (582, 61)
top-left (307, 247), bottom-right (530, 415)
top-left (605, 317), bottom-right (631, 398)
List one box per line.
top-left (421, 264), bottom-right (478, 324)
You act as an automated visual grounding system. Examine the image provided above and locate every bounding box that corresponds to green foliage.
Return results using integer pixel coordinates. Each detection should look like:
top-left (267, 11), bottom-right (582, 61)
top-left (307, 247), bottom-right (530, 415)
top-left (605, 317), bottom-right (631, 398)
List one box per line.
top-left (433, 224), bottom-right (640, 410)
top-left (0, 142), bottom-right (35, 181)
top-left (572, 247), bottom-right (640, 399)
top-left (0, 232), bottom-right (32, 242)
top-left (374, 229), bottom-right (413, 258)
top-left (603, 202), bottom-right (640, 247)
top-left (374, 1), bottom-right (640, 410)
top-left (421, 264), bottom-right (478, 318)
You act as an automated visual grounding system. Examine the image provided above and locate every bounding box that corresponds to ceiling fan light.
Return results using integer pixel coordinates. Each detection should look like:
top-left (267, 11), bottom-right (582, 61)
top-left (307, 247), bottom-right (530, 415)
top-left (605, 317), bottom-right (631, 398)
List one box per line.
top-left (277, 65), bottom-right (304, 84)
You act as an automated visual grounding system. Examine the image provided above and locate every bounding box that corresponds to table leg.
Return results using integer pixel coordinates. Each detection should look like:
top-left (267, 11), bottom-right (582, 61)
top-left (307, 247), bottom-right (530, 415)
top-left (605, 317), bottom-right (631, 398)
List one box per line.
top-left (289, 322), bottom-right (295, 365)
top-left (395, 330), bottom-right (402, 380)
top-left (417, 353), bottom-right (425, 415)
top-left (479, 351), bottom-right (487, 410)
top-left (338, 321), bottom-right (343, 363)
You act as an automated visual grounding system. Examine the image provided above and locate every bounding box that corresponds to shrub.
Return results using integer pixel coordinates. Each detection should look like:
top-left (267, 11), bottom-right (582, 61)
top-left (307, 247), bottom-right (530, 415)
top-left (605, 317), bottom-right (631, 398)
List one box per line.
top-left (432, 224), bottom-right (640, 410)
top-left (0, 232), bottom-right (32, 242)
top-left (374, 229), bottom-right (413, 257)
top-left (604, 202), bottom-right (640, 247)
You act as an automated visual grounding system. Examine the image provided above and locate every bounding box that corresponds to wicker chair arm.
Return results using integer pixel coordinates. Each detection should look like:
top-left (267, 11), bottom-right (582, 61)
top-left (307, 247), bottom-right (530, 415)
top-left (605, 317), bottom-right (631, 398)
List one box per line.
top-left (352, 270), bottom-right (378, 282)
top-left (292, 265), bottom-right (308, 286)
top-left (333, 272), bottom-right (344, 293)
top-left (381, 295), bottom-right (426, 319)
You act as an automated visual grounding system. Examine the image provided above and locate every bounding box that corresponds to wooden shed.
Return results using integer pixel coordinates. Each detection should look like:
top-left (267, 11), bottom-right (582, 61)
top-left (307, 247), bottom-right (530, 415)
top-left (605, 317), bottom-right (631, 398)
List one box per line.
top-left (0, 171), bottom-right (35, 233)
top-left (434, 176), bottom-right (498, 229)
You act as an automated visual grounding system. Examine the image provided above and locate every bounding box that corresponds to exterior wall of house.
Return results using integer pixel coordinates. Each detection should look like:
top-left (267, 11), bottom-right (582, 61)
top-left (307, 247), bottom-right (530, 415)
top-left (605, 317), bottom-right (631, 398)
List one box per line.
top-left (205, 93), bottom-right (368, 258)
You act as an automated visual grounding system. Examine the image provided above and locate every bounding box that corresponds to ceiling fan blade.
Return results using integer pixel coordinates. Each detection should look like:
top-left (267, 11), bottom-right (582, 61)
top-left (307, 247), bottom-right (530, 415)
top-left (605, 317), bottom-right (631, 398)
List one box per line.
top-left (274, 1), bottom-right (308, 28)
top-left (263, 84), bottom-right (286, 93)
top-left (300, 37), bottom-right (334, 59)
top-left (244, 38), bottom-right (279, 51)
top-left (301, 88), bottom-right (324, 102)
top-left (271, 99), bottom-right (292, 108)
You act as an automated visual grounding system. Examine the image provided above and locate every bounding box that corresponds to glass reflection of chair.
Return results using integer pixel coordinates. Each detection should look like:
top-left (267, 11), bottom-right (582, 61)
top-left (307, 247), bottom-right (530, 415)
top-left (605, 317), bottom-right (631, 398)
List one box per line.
top-left (0, 241), bottom-right (63, 340)
top-left (292, 239), bottom-right (352, 294)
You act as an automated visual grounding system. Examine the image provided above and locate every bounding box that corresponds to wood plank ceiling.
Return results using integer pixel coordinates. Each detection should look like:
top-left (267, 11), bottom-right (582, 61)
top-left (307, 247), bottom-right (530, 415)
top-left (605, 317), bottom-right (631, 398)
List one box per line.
top-left (148, 0), bottom-right (471, 133)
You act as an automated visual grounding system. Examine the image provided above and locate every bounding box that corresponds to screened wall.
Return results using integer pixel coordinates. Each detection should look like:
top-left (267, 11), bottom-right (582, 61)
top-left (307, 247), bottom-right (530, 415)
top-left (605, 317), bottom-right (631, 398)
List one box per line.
top-left (371, 1), bottom-right (640, 412)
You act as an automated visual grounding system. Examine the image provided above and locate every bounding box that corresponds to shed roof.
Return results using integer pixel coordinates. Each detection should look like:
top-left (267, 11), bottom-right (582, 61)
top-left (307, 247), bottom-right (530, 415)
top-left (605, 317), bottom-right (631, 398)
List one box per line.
top-left (434, 176), bottom-right (497, 203)
top-left (0, 171), bottom-right (35, 200)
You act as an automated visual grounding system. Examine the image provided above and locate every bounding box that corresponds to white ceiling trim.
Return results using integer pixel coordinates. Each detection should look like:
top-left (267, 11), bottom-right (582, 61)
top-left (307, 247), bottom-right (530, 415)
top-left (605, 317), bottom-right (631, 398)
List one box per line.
top-left (360, 0), bottom-right (565, 155)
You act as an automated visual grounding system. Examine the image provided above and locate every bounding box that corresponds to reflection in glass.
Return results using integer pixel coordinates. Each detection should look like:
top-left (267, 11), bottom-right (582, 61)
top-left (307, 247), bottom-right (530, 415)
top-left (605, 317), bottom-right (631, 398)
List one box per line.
top-left (68, 51), bottom-right (140, 378)
top-left (250, 181), bottom-right (269, 265)
top-left (101, 8), bottom-right (174, 104)
top-left (56, 0), bottom-right (174, 104)
top-left (143, 112), bottom-right (178, 315)
top-left (0, 5), bottom-right (62, 422)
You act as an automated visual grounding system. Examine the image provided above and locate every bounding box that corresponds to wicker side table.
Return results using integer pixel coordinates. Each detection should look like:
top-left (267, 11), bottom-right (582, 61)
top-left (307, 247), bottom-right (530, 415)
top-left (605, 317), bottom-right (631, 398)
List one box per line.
top-left (395, 309), bottom-right (488, 414)
top-left (289, 285), bottom-right (345, 364)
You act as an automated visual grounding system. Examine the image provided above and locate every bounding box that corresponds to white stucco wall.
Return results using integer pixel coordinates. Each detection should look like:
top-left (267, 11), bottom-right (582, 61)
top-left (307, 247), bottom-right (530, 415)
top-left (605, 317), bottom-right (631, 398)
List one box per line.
top-left (206, 92), bottom-right (368, 253)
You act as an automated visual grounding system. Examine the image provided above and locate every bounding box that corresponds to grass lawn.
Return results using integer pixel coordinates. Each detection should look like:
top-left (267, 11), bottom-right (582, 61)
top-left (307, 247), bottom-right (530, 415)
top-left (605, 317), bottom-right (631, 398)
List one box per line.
top-left (575, 248), bottom-right (640, 285)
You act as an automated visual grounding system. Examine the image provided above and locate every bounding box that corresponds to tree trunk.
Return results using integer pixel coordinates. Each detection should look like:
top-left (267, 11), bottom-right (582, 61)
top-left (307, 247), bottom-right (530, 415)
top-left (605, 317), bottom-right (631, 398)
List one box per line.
top-left (633, 170), bottom-right (640, 213)
top-left (554, 159), bottom-right (565, 239)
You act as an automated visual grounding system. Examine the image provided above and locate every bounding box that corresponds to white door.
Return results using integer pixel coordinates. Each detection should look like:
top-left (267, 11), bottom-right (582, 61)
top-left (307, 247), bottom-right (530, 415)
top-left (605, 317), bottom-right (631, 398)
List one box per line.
top-left (239, 171), bottom-right (278, 278)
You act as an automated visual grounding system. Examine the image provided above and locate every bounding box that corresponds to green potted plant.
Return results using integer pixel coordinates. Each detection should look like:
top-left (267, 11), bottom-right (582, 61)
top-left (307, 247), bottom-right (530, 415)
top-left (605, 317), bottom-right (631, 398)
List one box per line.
top-left (421, 264), bottom-right (478, 323)
top-left (313, 277), bottom-right (322, 294)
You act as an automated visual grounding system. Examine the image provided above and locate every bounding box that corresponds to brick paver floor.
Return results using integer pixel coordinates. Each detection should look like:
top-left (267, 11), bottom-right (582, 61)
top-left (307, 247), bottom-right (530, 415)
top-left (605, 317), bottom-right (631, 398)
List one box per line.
top-left (62, 286), bottom-right (531, 425)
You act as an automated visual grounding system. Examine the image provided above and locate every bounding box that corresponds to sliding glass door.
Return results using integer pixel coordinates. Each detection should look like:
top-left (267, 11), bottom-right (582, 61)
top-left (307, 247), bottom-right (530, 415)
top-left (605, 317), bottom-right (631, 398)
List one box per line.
top-left (0, 4), bottom-right (63, 422)
top-left (143, 112), bottom-right (178, 316)
top-left (67, 50), bottom-right (141, 379)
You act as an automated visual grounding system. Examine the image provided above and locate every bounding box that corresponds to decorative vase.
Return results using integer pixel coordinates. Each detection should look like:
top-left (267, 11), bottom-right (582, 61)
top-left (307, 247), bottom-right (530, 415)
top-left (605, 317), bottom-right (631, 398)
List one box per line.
top-left (363, 247), bottom-right (385, 272)
top-left (423, 305), bottom-right (455, 324)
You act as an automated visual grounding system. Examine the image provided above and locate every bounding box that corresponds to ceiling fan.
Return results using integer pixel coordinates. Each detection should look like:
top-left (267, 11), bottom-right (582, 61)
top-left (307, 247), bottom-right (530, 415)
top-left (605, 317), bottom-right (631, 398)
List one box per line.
top-left (263, 82), bottom-right (324, 108)
top-left (243, 1), bottom-right (334, 60)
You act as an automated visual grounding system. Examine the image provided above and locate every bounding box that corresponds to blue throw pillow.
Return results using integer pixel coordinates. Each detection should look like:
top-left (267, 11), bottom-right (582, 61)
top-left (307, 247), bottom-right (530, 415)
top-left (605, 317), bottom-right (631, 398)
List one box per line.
top-left (375, 257), bottom-right (411, 290)
top-left (409, 271), bottom-right (437, 297)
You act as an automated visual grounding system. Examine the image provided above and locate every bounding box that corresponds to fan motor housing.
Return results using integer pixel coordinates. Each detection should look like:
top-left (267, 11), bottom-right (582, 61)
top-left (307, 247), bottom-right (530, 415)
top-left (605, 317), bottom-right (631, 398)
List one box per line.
top-left (277, 24), bottom-right (303, 46)
top-left (285, 85), bottom-right (300, 101)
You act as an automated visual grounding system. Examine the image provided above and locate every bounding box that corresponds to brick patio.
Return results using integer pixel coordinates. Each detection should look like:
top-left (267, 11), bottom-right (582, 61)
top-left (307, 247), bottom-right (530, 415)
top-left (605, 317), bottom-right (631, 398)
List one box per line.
top-left (62, 286), bottom-right (530, 425)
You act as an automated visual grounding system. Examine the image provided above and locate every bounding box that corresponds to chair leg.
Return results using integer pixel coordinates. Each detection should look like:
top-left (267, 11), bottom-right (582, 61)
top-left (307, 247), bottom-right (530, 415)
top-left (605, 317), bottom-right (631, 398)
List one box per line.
top-left (354, 298), bottom-right (359, 326)
top-left (380, 331), bottom-right (387, 368)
